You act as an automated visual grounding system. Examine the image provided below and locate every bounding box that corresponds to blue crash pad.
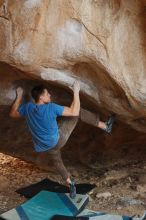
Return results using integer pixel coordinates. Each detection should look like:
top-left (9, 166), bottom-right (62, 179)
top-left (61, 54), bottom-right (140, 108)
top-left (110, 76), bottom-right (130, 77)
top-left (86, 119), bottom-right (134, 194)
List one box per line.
top-left (0, 191), bottom-right (89, 220)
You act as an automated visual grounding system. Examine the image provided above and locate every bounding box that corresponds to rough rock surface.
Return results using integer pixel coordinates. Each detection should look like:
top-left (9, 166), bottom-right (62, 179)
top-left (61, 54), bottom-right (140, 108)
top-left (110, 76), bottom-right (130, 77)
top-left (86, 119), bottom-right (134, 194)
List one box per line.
top-left (0, 0), bottom-right (146, 164)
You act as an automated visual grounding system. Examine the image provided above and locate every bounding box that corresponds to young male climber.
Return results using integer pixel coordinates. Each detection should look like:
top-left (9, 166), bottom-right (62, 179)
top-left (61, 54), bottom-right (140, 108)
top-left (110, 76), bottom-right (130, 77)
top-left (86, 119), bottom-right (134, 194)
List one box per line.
top-left (9, 80), bottom-right (115, 198)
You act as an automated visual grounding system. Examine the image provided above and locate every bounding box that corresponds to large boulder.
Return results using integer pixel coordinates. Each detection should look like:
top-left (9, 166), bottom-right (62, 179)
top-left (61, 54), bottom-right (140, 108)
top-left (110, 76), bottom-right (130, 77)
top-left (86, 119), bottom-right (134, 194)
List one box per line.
top-left (0, 0), bottom-right (146, 165)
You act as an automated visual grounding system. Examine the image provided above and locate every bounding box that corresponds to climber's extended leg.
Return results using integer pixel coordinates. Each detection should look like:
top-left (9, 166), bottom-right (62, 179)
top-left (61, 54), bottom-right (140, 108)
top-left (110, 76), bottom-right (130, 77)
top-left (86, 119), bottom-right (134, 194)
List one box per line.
top-left (80, 108), bottom-right (115, 134)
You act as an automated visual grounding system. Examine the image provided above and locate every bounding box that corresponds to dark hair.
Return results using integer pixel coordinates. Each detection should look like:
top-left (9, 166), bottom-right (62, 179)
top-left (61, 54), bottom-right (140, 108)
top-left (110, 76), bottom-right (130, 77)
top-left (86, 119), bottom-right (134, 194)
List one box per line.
top-left (31, 85), bottom-right (46, 102)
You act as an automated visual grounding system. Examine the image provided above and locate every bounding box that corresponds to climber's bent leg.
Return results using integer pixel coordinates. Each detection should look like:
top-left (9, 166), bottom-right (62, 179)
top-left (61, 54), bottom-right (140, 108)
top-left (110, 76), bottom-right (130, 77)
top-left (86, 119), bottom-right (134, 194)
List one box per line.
top-left (48, 148), bottom-right (76, 198)
top-left (48, 149), bottom-right (70, 182)
top-left (47, 116), bottom-right (79, 184)
top-left (53, 116), bottom-right (79, 150)
top-left (36, 149), bottom-right (70, 183)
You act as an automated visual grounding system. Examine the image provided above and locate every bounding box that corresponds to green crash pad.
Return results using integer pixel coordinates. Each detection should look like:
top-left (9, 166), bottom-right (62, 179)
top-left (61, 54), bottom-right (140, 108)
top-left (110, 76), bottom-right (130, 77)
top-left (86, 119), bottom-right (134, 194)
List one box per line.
top-left (0, 191), bottom-right (89, 220)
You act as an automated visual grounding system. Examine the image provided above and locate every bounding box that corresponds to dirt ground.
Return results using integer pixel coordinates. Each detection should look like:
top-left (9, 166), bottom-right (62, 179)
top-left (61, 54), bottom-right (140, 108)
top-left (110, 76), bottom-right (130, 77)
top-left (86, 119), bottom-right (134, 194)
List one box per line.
top-left (0, 153), bottom-right (146, 218)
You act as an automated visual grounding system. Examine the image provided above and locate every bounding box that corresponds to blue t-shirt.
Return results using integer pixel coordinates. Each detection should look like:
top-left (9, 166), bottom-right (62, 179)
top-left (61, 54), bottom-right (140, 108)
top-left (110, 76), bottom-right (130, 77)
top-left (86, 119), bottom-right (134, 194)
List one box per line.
top-left (18, 102), bottom-right (64, 152)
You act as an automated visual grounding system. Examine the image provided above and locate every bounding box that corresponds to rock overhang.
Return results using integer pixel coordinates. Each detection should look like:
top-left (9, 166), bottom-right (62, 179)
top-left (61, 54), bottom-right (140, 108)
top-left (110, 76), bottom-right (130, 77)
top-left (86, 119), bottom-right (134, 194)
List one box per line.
top-left (0, 0), bottom-right (146, 163)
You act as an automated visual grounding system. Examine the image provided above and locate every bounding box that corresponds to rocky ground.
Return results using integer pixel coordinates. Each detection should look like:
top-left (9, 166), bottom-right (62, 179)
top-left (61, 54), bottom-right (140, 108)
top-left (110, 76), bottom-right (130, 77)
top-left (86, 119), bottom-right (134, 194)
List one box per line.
top-left (0, 153), bottom-right (146, 218)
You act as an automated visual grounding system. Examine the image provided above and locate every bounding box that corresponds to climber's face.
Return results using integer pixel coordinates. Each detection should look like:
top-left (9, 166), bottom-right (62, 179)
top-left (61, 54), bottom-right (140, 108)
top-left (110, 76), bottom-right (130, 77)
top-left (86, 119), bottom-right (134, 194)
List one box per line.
top-left (40, 89), bottom-right (51, 103)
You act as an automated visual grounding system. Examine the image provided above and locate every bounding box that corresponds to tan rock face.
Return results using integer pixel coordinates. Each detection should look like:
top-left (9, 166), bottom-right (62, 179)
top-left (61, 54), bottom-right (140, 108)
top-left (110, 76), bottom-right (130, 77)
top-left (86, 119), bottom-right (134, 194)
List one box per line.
top-left (0, 0), bottom-right (146, 163)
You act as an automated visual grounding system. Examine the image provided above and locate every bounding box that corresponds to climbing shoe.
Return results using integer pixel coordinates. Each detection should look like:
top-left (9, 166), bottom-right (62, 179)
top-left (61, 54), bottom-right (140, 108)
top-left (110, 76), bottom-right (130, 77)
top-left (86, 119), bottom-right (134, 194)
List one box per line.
top-left (105, 114), bottom-right (115, 134)
top-left (69, 180), bottom-right (76, 199)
